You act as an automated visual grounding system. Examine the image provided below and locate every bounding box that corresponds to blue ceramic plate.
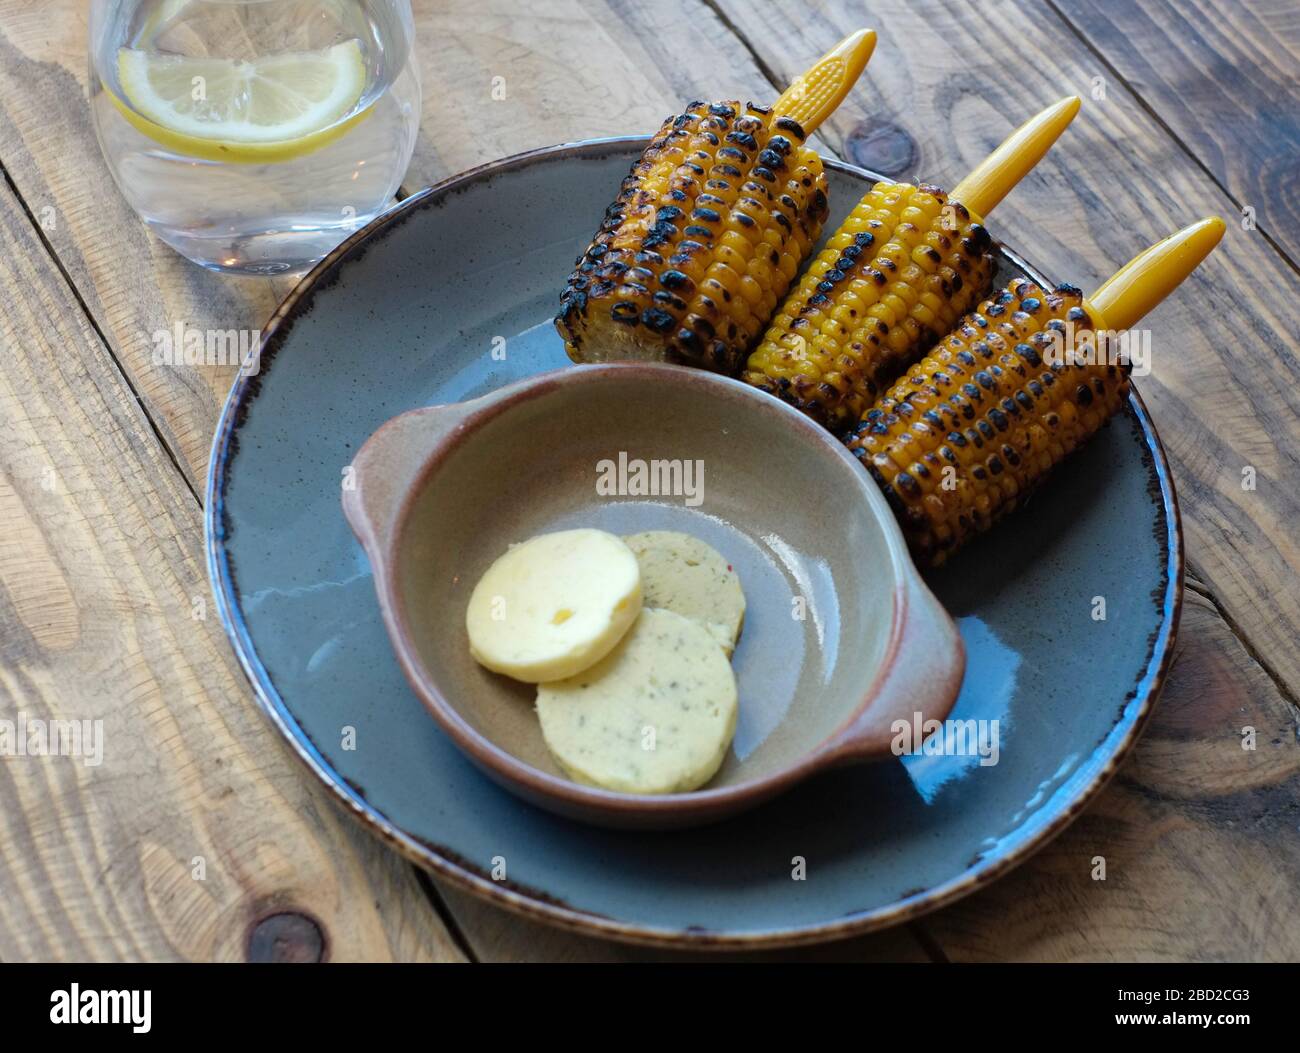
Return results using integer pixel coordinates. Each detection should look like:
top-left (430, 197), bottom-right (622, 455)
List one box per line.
top-left (206, 138), bottom-right (1181, 948)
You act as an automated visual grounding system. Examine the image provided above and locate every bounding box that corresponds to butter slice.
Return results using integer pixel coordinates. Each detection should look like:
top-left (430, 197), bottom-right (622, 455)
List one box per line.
top-left (622, 531), bottom-right (745, 654)
top-left (537, 608), bottom-right (738, 794)
top-left (466, 529), bottom-right (642, 683)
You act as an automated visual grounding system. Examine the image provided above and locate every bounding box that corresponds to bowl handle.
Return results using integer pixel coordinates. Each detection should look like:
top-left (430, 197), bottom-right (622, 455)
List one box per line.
top-left (819, 568), bottom-right (966, 763)
top-left (342, 401), bottom-right (476, 560)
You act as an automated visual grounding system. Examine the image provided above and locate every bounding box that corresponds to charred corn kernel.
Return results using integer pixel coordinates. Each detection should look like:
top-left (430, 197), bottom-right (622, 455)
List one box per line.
top-left (743, 182), bottom-right (995, 434)
top-left (556, 101), bottom-right (829, 374)
top-left (845, 279), bottom-right (1130, 566)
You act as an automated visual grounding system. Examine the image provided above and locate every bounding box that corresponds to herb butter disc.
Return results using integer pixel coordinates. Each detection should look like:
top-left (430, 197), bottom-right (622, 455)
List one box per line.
top-left (537, 608), bottom-right (738, 794)
top-left (622, 531), bottom-right (745, 655)
top-left (466, 529), bottom-right (642, 683)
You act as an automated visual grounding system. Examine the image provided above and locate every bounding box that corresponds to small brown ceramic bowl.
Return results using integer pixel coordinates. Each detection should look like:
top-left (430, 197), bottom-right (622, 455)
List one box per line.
top-left (343, 363), bottom-right (964, 829)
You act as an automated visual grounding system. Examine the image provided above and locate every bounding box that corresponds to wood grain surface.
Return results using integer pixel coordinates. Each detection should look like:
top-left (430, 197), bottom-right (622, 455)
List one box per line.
top-left (404, 0), bottom-right (775, 190)
top-left (0, 0), bottom-right (1296, 962)
top-left (0, 3), bottom-right (282, 490)
top-left (0, 174), bottom-right (463, 961)
top-left (1052, 0), bottom-right (1300, 262)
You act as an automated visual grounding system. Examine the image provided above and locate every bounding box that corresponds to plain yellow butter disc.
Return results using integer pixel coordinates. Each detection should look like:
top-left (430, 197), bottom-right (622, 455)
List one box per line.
top-left (466, 529), bottom-right (642, 683)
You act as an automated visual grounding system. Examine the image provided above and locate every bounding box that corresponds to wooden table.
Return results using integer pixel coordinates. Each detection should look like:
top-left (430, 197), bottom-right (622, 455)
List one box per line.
top-left (2, 0), bottom-right (1297, 962)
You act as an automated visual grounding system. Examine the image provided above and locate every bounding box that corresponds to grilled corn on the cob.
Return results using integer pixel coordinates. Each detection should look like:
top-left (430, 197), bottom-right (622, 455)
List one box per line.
top-left (743, 96), bottom-right (1083, 435)
top-left (557, 102), bottom-right (830, 373)
top-left (743, 183), bottom-right (995, 432)
top-left (845, 278), bottom-right (1128, 566)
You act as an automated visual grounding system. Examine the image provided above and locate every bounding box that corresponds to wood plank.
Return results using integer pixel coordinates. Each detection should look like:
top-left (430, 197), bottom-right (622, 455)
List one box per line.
top-left (1052, 0), bottom-right (1300, 261)
top-left (921, 582), bottom-right (1300, 961)
top-left (401, 0), bottom-right (775, 190)
top-left (0, 174), bottom-right (464, 962)
top-left (0, 1), bottom-right (287, 489)
top-left (711, 0), bottom-right (1300, 751)
top-left (436, 886), bottom-right (933, 961)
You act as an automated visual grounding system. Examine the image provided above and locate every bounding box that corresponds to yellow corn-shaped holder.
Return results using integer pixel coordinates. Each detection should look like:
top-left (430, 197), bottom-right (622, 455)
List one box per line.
top-left (557, 30), bottom-right (878, 373)
top-left (847, 216), bottom-right (1225, 565)
top-left (773, 28), bottom-right (878, 135)
top-left (745, 95), bottom-right (1083, 432)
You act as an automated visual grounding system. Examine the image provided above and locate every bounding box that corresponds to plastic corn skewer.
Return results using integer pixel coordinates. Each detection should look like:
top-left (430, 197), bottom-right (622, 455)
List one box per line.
top-left (773, 28), bottom-right (877, 135)
top-left (950, 95), bottom-right (1081, 219)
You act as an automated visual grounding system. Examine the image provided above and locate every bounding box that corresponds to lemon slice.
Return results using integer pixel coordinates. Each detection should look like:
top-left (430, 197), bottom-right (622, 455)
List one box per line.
top-left (114, 40), bottom-right (369, 163)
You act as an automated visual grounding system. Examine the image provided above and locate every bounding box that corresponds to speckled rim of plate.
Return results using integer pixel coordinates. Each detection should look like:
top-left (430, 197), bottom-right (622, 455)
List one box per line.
top-left (205, 136), bottom-right (1184, 950)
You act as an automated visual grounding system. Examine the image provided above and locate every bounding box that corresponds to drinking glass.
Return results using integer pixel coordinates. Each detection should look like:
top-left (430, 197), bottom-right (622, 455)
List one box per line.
top-left (89, 0), bottom-right (421, 274)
